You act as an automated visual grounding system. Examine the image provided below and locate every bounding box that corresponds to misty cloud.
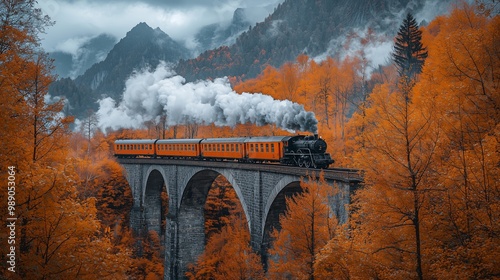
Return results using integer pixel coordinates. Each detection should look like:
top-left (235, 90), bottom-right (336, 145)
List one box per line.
top-left (38, 0), bottom-right (284, 53)
top-left (97, 62), bottom-right (317, 133)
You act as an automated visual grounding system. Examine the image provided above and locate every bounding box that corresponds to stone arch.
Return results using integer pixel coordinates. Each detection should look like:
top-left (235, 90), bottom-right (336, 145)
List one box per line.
top-left (260, 176), bottom-right (302, 267)
top-left (176, 168), bottom-right (250, 278)
top-left (142, 166), bottom-right (168, 235)
top-left (177, 168), bottom-right (250, 228)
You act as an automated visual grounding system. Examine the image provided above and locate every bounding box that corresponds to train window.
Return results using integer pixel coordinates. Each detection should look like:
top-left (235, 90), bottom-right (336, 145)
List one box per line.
top-left (150, 145), bottom-right (152, 150)
top-left (271, 144), bottom-right (275, 152)
top-left (266, 144), bottom-right (269, 152)
top-left (141, 144), bottom-right (144, 150)
top-left (236, 145), bottom-right (239, 152)
top-left (230, 144), bottom-right (234, 152)
top-left (222, 144), bottom-right (225, 152)
top-left (260, 144), bottom-right (264, 152)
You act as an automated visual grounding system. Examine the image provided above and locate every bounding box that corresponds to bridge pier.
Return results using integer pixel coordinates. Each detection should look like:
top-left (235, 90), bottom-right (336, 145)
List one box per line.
top-left (118, 159), bottom-right (361, 280)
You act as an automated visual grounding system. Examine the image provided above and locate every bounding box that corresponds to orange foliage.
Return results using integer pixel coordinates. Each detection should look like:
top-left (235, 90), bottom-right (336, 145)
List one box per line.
top-left (341, 3), bottom-right (499, 279)
top-left (268, 175), bottom-right (338, 279)
top-left (187, 218), bottom-right (264, 279)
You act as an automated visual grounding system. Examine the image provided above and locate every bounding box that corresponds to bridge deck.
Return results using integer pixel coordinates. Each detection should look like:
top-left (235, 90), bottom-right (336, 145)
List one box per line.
top-left (117, 158), bottom-right (363, 183)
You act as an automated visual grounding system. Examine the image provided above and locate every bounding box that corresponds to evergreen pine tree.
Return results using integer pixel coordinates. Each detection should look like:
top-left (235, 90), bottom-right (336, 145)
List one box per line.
top-left (392, 13), bottom-right (428, 81)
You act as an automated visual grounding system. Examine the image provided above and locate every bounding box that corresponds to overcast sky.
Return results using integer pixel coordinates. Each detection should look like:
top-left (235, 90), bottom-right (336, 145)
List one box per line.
top-left (37, 0), bottom-right (284, 54)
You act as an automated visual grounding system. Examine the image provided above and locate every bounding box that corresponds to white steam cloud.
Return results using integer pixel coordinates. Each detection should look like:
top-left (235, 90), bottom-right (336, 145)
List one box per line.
top-left (97, 62), bottom-right (317, 133)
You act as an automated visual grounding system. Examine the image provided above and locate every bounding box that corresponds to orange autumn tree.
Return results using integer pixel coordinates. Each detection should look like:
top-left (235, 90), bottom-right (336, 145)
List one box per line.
top-left (0, 1), bottom-right (130, 278)
top-left (343, 12), bottom-right (439, 280)
top-left (186, 217), bottom-right (264, 280)
top-left (414, 3), bottom-right (500, 278)
top-left (336, 3), bottom-right (499, 279)
top-left (268, 175), bottom-right (338, 280)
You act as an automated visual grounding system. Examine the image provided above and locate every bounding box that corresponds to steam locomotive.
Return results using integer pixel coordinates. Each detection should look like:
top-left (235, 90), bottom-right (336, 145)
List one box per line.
top-left (114, 134), bottom-right (334, 169)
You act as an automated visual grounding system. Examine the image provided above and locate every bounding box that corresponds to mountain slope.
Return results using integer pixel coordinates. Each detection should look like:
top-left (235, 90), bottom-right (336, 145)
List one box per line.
top-left (74, 22), bottom-right (190, 99)
top-left (50, 22), bottom-right (190, 117)
top-left (194, 8), bottom-right (252, 54)
top-left (175, 0), bottom-right (447, 81)
top-left (49, 34), bottom-right (117, 79)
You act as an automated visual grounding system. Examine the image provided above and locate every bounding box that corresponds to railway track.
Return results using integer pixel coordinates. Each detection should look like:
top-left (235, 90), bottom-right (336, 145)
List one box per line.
top-left (117, 157), bottom-right (363, 183)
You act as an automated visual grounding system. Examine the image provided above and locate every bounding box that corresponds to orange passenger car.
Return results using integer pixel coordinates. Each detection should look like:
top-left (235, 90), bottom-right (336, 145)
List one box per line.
top-left (201, 138), bottom-right (246, 160)
top-left (245, 136), bottom-right (286, 162)
top-left (114, 139), bottom-right (157, 157)
top-left (156, 139), bottom-right (202, 158)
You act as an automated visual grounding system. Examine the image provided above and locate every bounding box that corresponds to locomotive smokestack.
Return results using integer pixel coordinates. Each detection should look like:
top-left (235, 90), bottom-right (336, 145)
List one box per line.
top-left (314, 134), bottom-right (318, 139)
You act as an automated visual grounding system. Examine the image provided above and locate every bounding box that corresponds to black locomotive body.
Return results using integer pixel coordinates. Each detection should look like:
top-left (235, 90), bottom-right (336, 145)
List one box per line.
top-left (281, 134), bottom-right (334, 169)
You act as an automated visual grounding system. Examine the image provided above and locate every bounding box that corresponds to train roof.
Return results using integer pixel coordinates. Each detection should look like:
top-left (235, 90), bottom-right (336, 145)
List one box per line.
top-left (156, 139), bottom-right (203, 144)
top-left (115, 139), bottom-right (157, 144)
top-left (202, 137), bottom-right (247, 143)
top-left (244, 136), bottom-right (292, 143)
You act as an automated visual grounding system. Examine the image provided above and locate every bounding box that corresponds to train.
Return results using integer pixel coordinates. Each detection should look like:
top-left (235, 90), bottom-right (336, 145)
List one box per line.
top-left (114, 134), bottom-right (334, 169)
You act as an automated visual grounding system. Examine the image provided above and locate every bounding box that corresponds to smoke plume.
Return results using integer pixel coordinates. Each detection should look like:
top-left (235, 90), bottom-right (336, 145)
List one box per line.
top-left (97, 62), bottom-right (318, 133)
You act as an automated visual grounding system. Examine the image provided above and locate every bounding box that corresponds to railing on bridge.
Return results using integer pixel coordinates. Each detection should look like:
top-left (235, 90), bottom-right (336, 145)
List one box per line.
top-left (116, 158), bottom-right (363, 183)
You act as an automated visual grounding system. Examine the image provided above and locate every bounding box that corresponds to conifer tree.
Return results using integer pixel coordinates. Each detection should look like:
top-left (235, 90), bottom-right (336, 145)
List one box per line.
top-left (392, 13), bottom-right (428, 83)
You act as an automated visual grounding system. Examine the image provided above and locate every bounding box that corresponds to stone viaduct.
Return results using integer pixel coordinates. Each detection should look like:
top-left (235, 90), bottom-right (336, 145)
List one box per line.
top-left (117, 158), bottom-right (362, 279)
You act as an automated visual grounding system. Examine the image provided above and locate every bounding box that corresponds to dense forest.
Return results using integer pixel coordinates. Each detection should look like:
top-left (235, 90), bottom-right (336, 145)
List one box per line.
top-left (1, 1), bottom-right (498, 279)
